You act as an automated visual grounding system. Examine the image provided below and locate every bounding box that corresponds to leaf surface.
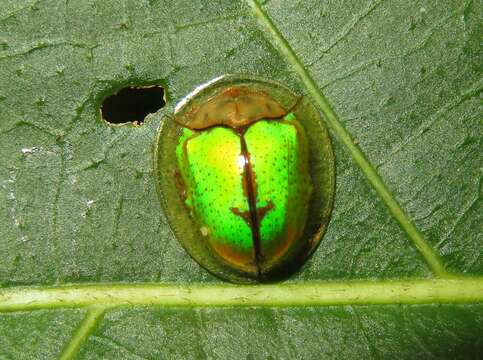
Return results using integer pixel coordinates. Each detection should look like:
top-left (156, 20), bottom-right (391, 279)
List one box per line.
top-left (0, 0), bottom-right (481, 359)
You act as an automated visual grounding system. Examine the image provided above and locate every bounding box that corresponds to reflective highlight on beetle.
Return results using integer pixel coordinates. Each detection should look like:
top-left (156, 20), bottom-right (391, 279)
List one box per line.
top-left (156, 75), bottom-right (335, 283)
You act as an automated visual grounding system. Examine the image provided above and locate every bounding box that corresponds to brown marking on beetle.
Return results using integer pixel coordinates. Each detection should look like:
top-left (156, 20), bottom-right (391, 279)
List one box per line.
top-left (261, 226), bottom-right (299, 271)
top-left (175, 130), bottom-right (201, 209)
top-left (174, 169), bottom-right (187, 204)
top-left (178, 86), bottom-right (287, 130)
top-left (231, 201), bottom-right (274, 227)
top-left (256, 201), bottom-right (274, 221)
top-left (274, 226), bottom-right (298, 258)
top-left (211, 240), bottom-right (257, 274)
top-left (230, 207), bottom-right (252, 226)
top-left (229, 133), bottom-right (277, 277)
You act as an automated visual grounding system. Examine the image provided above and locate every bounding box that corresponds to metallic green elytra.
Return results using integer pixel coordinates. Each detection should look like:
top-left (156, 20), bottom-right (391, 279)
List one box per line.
top-left (155, 75), bottom-right (335, 283)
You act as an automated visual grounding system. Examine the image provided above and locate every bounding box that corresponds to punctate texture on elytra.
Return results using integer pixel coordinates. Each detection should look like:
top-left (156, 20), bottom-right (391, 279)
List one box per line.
top-left (156, 75), bottom-right (335, 283)
top-left (176, 113), bottom-right (312, 276)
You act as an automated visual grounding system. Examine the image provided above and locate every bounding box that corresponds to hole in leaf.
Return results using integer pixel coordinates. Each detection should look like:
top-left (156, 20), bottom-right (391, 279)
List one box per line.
top-left (101, 85), bottom-right (165, 125)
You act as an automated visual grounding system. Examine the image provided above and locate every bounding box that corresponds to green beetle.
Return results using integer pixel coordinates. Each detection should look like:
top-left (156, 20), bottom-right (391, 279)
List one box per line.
top-left (176, 85), bottom-right (312, 277)
top-left (156, 75), bottom-right (335, 283)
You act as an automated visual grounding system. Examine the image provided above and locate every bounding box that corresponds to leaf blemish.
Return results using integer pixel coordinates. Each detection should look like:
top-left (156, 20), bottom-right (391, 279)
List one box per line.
top-left (100, 85), bottom-right (166, 126)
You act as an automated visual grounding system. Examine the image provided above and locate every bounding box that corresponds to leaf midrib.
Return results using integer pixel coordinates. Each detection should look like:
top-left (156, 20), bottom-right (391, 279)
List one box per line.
top-left (244, 0), bottom-right (448, 277)
top-left (1, 278), bottom-right (482, 312)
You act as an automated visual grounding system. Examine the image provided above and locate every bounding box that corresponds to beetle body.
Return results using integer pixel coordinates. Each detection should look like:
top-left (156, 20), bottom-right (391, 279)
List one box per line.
top-left (175, 87), bottom-right (312, 278)
top-left (156, 75), bottom-right (335, 283)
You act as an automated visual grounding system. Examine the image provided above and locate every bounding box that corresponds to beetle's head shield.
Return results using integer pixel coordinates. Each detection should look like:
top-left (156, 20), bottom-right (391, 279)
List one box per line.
top-left (177, 87), bottom-right (286, 130)
top-left (173, 75), bottom-right (298, 130)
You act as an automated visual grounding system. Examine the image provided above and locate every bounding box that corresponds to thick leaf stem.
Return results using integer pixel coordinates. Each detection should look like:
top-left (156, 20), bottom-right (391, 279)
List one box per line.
top-left (244, 0), bottom-right (449, 277)
top-left (0, 279), bottom-right (482, 312)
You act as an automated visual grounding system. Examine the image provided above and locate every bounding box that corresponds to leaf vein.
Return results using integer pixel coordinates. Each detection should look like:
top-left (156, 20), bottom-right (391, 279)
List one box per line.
top-left (244, 0), bottom-right (449, 277)
top-left (307, 0), bottom-right (384, 67)
top-left (58, 307), bottom-right (106, 360)
top-left (0, 279), bottom-right (482, 312)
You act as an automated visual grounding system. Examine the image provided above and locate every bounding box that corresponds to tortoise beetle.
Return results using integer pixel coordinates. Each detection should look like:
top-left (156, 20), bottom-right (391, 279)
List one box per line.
top-left (155, 75), bottom-right (335, 283)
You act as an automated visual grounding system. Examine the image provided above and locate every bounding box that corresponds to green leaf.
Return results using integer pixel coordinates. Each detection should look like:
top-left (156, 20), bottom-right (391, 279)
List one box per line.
top-left (0, 0), bottom-right (481, 359)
